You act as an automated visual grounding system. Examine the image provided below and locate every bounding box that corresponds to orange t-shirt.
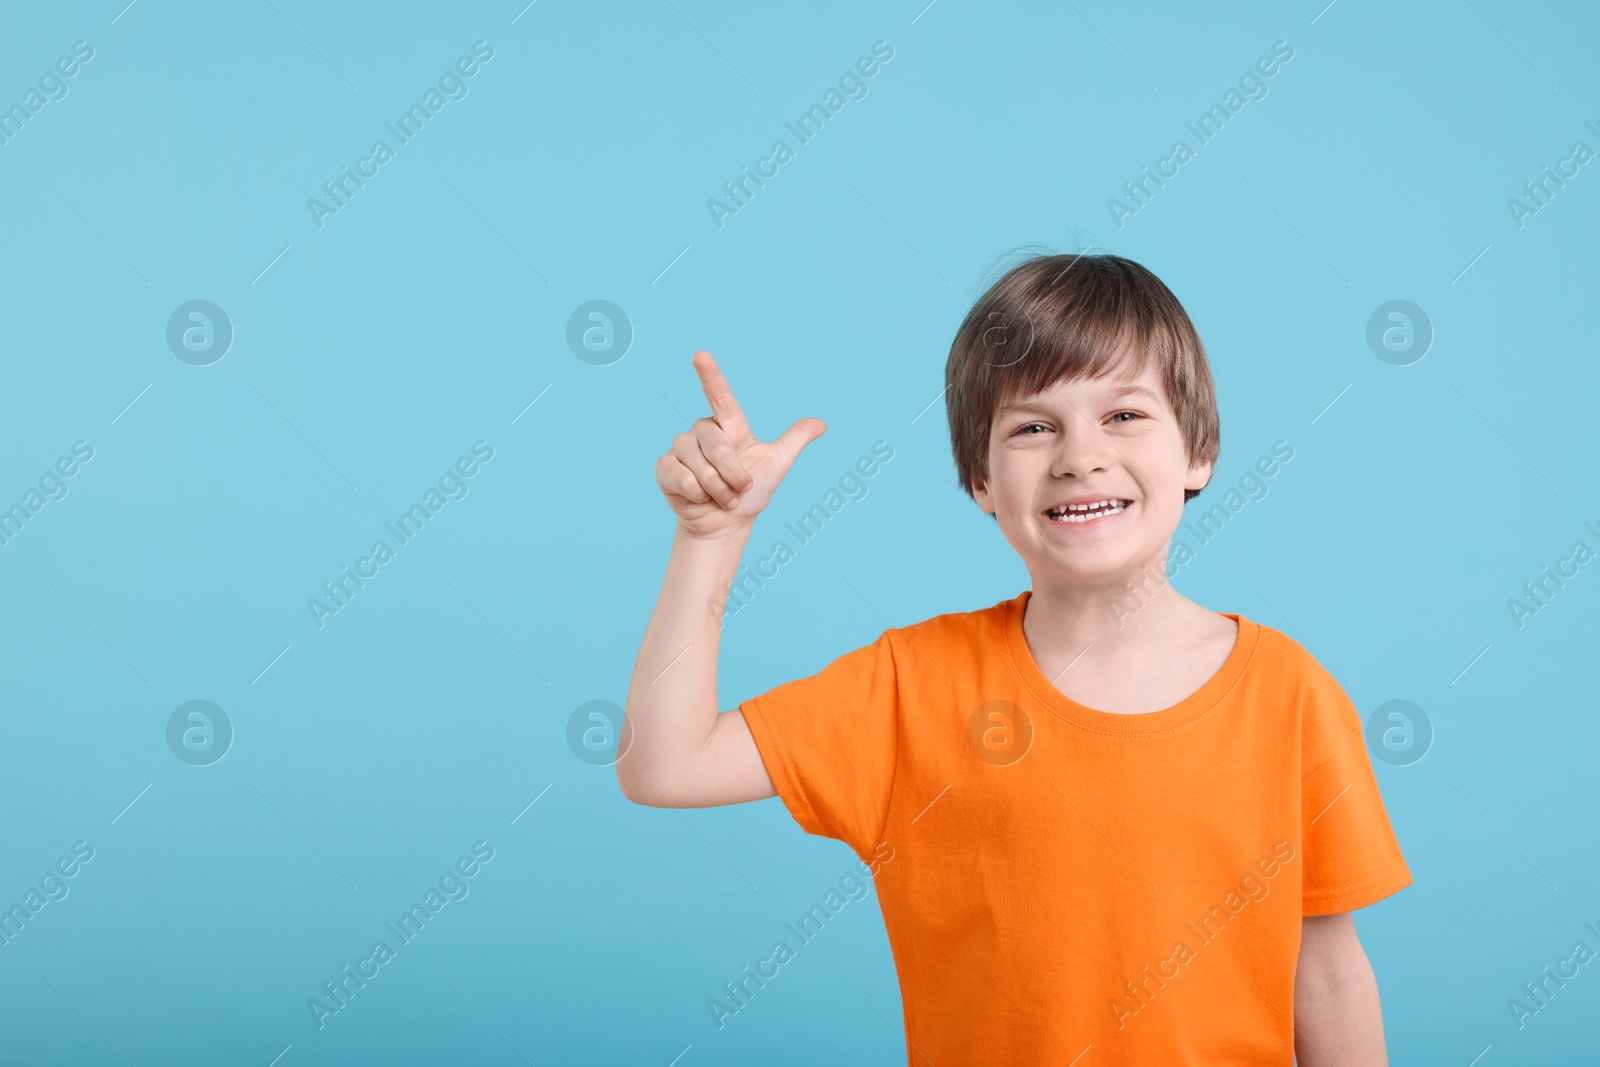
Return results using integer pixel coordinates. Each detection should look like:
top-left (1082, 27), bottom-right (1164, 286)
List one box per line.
top-left (739, 589), bottom-right (1412, 1065)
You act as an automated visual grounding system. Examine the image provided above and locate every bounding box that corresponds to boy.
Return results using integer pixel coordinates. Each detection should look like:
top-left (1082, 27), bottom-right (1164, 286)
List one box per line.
top-left (620, 252), bottom-right (1411, 1065)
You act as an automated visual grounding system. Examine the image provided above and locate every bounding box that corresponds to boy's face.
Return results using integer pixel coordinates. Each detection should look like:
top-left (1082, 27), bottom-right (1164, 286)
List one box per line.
top-left (971, 356), bottom-right (1212, 592)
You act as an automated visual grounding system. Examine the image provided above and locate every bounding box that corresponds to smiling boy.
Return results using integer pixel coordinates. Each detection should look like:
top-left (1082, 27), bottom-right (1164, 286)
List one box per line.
top-left (621, 252), bottom-right (1411, 1065)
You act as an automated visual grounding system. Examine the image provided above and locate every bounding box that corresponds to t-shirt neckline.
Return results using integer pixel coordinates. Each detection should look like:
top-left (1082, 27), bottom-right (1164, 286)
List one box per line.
top-left (1003, 589), bottom-right (1260, 736)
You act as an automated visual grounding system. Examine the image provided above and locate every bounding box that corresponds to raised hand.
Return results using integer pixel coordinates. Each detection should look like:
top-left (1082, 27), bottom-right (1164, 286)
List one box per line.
top-left (654, 350), bottom-right (826, 539)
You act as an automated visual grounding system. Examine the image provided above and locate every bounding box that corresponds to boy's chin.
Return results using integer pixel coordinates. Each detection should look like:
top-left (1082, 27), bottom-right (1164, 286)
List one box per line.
top-left (1026, 550), bottom-right (1168, 585)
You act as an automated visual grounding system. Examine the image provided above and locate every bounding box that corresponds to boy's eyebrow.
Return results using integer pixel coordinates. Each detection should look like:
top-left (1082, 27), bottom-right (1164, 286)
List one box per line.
top-left (998, 383), bottom-right (1163, 416)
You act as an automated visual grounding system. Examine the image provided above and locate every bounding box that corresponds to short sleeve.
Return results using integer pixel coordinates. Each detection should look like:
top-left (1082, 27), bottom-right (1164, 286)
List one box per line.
top-left (1299, 669), bottom-right (1413, 915)
top-left (739, 629), bottom-right (900, 862)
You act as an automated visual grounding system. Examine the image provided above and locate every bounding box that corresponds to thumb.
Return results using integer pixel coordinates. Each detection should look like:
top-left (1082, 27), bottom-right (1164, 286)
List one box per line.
top-left (771, 417), bottom-right (827, 470)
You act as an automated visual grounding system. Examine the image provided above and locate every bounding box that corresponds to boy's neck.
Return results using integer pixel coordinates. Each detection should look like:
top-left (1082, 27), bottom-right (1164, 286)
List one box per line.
top-left (1022, 573), bottom-right (1213, 663)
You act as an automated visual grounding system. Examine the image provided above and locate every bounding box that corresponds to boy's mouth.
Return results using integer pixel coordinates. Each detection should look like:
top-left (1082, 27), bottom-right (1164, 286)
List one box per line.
top-left (1042, 498), bottom-right (1132, 524)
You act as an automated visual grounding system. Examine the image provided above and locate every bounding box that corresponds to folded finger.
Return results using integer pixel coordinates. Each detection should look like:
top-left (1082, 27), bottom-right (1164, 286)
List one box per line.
top-left (672, 434), bottom-right (740, 508)
top-left (692, 418), bottom-right (754, 492)
top-left (656, 454), bottom-right (709, 504)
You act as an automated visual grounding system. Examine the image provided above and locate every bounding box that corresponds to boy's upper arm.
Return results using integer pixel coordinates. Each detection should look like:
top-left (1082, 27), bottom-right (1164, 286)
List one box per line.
top-left (645, 626), bottom-right (900, 828)
top-left (670, 708), bottom-right (777, 808)
top-left (1295, 912), bottom-right (1363, 980)
top-left (1295, 911), bottom-right (1380, 1018)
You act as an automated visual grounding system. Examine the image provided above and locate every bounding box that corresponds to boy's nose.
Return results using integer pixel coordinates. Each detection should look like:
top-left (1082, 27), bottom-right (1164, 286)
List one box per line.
top-left (1049, 420), bottom-right (1115, 478)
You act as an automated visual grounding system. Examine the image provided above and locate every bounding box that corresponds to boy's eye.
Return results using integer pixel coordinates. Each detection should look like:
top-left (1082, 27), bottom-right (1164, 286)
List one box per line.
top-left (1013, 413), bottom-right (1140, 435)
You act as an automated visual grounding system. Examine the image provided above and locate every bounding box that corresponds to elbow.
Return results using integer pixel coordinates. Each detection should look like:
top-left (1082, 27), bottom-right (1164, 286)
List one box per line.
top-left (615, 759), bottom-right (670, 807)
top-left (614, 707), bottom-right (692, 806)
top-left (615, 762), bottom-right (646, 805)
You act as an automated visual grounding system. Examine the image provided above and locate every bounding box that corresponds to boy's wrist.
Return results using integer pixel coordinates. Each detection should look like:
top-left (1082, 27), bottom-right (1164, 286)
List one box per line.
top-left (674, 519), bottom-right (754, 550)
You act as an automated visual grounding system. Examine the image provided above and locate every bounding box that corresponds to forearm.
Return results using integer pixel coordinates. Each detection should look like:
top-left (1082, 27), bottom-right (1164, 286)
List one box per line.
top-left (1293, 958), bottom-right (1387, 1066)
top-left (618, 522), bottom-right (750, 801)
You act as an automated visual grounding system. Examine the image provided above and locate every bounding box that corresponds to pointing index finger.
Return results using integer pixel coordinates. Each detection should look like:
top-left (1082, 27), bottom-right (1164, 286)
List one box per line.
top-left (692, 351), bottom-right (748, 436)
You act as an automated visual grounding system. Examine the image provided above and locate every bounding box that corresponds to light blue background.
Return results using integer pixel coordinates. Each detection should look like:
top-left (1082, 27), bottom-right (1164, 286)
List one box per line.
top-left (2, 0), bottom-right (1597, 1063)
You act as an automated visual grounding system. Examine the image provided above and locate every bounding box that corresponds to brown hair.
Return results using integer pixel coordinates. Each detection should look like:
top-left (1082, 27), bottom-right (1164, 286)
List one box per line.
top-left (943, 250), bottom-right (1220, 510)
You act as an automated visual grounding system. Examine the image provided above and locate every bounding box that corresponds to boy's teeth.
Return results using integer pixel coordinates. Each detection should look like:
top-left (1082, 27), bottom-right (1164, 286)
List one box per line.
top-left (1046, 499), bottom-right (1127, 521)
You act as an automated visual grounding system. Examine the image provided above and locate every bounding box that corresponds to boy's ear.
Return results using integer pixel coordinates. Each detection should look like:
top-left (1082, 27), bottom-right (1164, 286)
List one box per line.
top-left (971, 472), bottom-right (996, 514)
top-left (1185, 455), bottom-right (1215, 494)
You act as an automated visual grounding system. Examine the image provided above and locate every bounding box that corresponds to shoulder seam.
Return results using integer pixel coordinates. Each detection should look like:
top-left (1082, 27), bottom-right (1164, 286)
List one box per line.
top-left (869, 629), bottom-right (905, 859)
top-left (869, 604), bottom-right (988, 855)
